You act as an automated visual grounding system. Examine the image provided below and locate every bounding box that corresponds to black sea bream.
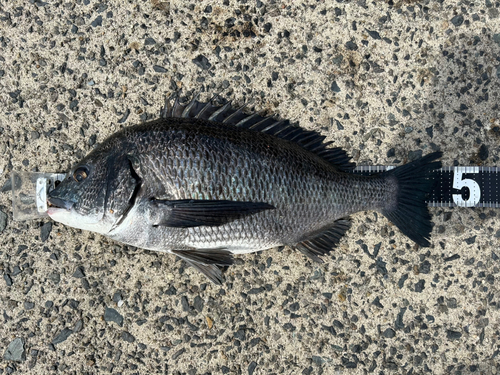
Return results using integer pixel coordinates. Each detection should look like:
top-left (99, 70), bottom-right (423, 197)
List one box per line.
top-left (47, 96), bottom-right (442, 284)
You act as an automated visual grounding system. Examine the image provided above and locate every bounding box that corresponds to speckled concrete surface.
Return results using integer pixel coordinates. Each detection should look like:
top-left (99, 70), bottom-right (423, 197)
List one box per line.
top-left (1, 0), bottom-right (500, 374)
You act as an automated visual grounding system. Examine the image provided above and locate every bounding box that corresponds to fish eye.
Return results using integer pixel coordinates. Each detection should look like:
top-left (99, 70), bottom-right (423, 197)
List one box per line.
top-left (73, 166), bottom-right (89, 182)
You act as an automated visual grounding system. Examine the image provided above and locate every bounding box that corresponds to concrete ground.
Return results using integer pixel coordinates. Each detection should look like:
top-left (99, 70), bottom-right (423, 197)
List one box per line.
top-left (1, 0), bottom-right (500, 374)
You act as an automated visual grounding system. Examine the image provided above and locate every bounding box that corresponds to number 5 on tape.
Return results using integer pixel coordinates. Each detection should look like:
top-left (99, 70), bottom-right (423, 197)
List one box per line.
top-left (452, 166), bottom-right (480, 207)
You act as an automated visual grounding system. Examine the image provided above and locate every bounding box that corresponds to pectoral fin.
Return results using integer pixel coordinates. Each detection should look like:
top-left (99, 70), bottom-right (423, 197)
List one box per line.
top-left (149, 199), bottom-right (275, 228)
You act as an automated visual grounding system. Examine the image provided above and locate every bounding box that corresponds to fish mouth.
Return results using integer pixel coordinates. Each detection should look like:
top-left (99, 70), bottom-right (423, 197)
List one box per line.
top-left (47, 196), bottom-right (75, 211)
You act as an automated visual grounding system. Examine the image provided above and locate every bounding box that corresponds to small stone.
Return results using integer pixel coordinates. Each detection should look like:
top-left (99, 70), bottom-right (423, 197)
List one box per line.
top-left (1, 179), bottom-right (12, 192)
top-left (408, 150), bottom-right (423, 161)
top-left (23, 301), bottom-right (35, 310)
top-left (386, 148), bottom-right (395, 157)
top-left (465, 236), bottom-right (476, 245)
top-left (419, 260), bottom-right (431, 274)
top-left (247, 287), bottom-right (265, 294)
top-left (153, 65), bottom-right (167, 73)
top-left (52, 328), bottom-right (73, 345)
top-left (181, 296), bottom-right (189, 312)
top-left (395, 308), bottom-right (406, 330)
top-left (383, 328), bottom-right (396, 338)
top-left (331, 81), bottom-right (341, 93)
top-left (73, 319), bottom-right (83, 333)
top-left (172, 348), bottom-right (185, 360)
top-left (494, 34), bottom-right (500, 47)
top-left (451, 14), bottom-right (464, 27)
top-left (40, 222), bottom-right (52, 242)
top-left (444, 254), bottom-right (460, 262)
top-left (446, 330), bottom-right (462, 340)
top-left (366, 29), bottom-right (380, 39)
top-left (113, 291), bottom-right (123, 303)
top-left (192, 55), bottom-right (211, 70)
top-left (3, 338), bottom-right (25, 362)
top-left (234, 329), bottom-right (246, 341)
top-left (206, 316), bottom-right (213, 329)
top-left (312, 356), bottom-right (325, 365)
top-left (478, 144), bottom-right (488, 161)
top-left (0, 210), bottom-right (7, 233)
top-left (72, 266), bottom-right (85, 278)
top-left (415, 279), bottom-right (425, 292)
top-left (248, 361), bottom-right (258, 375)
top-left (345, 41), bottom-right (358, 51)
top-left (426, 126), bottom-right (434, 138)
top-left (193, 296), bottom-right (204, 312)
top-left (117, 109), bottom-right (130, 124)
top-left (372, 296), bottom-right (384, 308)
top-left (144, 37), bottom-right (156, 45)
top-left (121, 331), bottom-right (135, 343)
top-left (91, 15), bottom-right (102, 27)
top-left (104, 307), bottom-right (123, 326)
top-left (4, 274), bottom-right (12, 286)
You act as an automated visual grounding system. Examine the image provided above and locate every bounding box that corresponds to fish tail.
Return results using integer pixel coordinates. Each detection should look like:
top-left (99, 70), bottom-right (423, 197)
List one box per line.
top-left (381, 151), bottom-right (442, 247)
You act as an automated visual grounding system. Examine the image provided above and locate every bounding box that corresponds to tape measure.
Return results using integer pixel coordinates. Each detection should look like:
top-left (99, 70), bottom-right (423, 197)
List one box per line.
top-left (353, 166), bottom-right (498, 208)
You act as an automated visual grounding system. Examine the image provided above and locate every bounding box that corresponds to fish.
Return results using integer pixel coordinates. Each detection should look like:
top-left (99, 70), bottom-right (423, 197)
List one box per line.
top-left (47, 95), bottom-right (442, 284)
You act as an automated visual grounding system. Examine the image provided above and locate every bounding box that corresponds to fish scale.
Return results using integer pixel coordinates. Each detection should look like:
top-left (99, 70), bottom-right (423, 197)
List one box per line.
top-left (46, 96), bottom-right (442, 284)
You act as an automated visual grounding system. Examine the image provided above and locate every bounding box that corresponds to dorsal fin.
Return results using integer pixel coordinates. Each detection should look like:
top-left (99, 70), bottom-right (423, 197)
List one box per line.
top-left (160, 94), bottom-right (355, 172)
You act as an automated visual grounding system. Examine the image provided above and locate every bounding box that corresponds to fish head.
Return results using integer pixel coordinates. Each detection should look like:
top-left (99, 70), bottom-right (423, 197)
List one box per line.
top-left (47, 144), bottom-right (138, 234)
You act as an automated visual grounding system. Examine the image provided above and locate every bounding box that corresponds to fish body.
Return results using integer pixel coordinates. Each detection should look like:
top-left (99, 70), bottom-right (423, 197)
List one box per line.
top-left (48, 97), bottom-right (441, 283)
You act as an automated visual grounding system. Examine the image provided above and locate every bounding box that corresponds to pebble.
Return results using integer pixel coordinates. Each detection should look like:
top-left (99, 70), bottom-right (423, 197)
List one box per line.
top-left (121, 331), bottom-right (135, 343)
top-left (408, 150), bottom-right (423, 161)
top-left (193, 296), bottom-right (204, 312)
top-left (23, 301), bottom-right (34, 310)
top-left (181, 296), bottom-right (189, 312)
top-left (72, 266), bottom-right (85, 278)
top-left (366, 29), bottom-right (380, 40)
top-left (451, 15), bottom-right (464, 27)
top-left (91, 15), bottom-right (103, 27)
top-left (73, 319), bottom-right (84, 333)
top-left (52, 328), bottom-right (73, 345)
top-left (1, 179), bottom-right (12, 192)
top-left (4, 273), bottom-right (12, 286)
top-left (446, 330), bottom-right (462, 340)
top-left (383, 328), bottom-right (396, 338)
top-left (172, 348), bottom-right (185, 360)
top-left (3, 338), bottom-right (25, 362)
top-left (104, 307), bottom-right (124, 326)
top-left (153, 65), bottom-right (167, 73)
top-left (345, 41), bottom-right (358, 51)
top-left (465, 236), bottom-right (476, 245)
top-left (192, 55), bottom-right (211, 70)
top-left (478, 144), bottom-right (488, 160)
top-left (40, 222), bottom-right (52, 242)
top-left (0, 210), bottom-right (7, 233)
top-left (331, 81), bottom-right (341, 93)
top-left (248, 361), bottom-right (258, 375)
top-left (415, 280), bottom-right (425, 293)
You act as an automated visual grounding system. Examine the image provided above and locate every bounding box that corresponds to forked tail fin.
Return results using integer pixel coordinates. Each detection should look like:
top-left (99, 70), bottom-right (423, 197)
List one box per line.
top-left (381, 152), bottom-right (442, 247)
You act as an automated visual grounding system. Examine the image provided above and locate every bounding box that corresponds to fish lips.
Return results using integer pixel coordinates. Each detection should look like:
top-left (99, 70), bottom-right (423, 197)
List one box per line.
top-left (47, 196), bottom-right (75, 211)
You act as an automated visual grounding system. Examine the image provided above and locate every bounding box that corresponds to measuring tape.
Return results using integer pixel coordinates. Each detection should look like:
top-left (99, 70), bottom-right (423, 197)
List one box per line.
top-left (354, 166), bottom-right (498, 208)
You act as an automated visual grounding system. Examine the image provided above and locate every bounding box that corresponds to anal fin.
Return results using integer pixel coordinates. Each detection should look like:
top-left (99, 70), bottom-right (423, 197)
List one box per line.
top-left (294, 219), bottom-right (351, 263)
top-left (184, 261), bottom-right (224, 285)
top-left (172, 248), bottom-right (234, 285)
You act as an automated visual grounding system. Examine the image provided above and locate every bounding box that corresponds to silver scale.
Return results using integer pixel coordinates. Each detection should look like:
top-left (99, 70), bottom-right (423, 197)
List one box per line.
top-left (10, 166), bottom-right (497, 221)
